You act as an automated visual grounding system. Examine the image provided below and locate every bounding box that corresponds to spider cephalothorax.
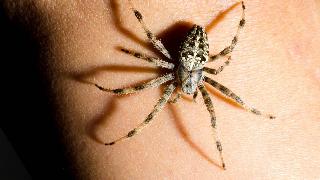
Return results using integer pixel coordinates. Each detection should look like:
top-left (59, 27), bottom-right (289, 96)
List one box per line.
top-left (94, 1), bottom-right (275, 170)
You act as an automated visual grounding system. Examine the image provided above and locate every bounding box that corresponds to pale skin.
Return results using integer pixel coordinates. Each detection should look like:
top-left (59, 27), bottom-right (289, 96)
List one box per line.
top-left (3, 0), bottom-right (320, 179)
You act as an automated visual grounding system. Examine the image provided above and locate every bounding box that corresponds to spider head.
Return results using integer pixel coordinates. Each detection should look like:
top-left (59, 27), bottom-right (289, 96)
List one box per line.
top-left (177, 65), bottom-right (203, 95)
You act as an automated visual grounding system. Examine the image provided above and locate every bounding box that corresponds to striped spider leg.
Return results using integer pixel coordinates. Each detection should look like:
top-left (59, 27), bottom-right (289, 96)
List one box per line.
top-left (198, 83), bottom-right (226, 169)
top-left (95, 2), bottom-right (178, 145)
top-left (208, 1), bottom-right (246, 63)
top-left (105, 82), bottom-right (177, 145)
top-left (95, 48), bottom-right (175, 95)
top-left (95, 49), bottom-right (176, 145)
top-left (203, 76), bottom-right (275, 119)
top-left (128, 0), bottom-right (172, 60)
top-left (204, 2), bottom-right (246, 77)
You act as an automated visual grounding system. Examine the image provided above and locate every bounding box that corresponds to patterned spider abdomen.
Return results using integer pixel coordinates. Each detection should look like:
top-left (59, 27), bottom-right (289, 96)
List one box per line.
top-left (177, 25), bottom-right (209, 94)
top-left (179, 25), bottom-right (209, 71)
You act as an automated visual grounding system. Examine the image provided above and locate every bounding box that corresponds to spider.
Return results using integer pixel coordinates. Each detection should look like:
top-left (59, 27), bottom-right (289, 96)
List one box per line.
top-left (95, 1), bottom-right (275, 170)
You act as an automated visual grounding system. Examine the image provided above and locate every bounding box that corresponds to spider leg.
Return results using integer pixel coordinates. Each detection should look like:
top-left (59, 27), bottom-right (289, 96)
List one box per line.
top-left (193, 89), bottom-right (198, 102)
top-left (203, 56), bottom-right (231, 75)
top-left (105, 82), bottom-right (177, 145)
top-left (198, 83), bottom-right (226, 170)
top-left (203, 76), bottom-right (276, 119)
top-left (121, 48), bottom-right (174, 69)
top-left (128, 0), bottom-right (172, 59)
top-left (168, 92), bottom-right (182, 104)
top-left (209, 1), bottom-right (246, 62)
top-left (95, 73), bottom-right (174, 95)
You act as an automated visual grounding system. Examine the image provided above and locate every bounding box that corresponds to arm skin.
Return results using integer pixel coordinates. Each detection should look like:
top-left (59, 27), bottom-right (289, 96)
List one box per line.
top-left (2, 0), bottom-right (320, 179)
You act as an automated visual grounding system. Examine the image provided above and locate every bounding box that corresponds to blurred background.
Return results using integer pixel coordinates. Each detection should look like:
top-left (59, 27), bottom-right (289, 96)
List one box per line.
top-left (0, 3), bottom-right (73, 180)
top-left (0, 129), bottom-right (31, 179)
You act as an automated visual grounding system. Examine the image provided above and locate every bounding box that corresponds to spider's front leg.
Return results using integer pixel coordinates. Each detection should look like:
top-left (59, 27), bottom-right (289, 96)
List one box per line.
top-left (105, 82), bottom-right (177, 145)
top-left (193, 89), bottom-right (198, 102)
top-left (198, 83), bottom-right (226, 170)
top-left (209, 1), bottom-right (246, 63)
top-left (168, 92), bottom-right (182, 104)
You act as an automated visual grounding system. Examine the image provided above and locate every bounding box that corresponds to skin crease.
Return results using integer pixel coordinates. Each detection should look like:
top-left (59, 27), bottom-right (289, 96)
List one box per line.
top-left (3, 0), bottom-right (320, 179)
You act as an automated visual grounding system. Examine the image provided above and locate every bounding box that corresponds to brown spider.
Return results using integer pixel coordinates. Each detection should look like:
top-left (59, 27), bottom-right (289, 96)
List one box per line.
top-left (95, 1), bottom-right (275, 170)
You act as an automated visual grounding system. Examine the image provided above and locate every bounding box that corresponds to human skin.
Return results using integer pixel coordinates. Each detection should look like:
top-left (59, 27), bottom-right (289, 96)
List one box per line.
top-left (3, 0), bottom-right (320, 179)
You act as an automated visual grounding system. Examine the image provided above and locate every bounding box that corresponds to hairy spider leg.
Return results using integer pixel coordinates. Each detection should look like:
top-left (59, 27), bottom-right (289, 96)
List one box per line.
top-left (203, 56), bottom-right (231, 75)
top-left (128, 0), bottom-right (172, 59)
top-left (95, 73), bottom-right (174, 95)
top-left (209, 1), bottom-right (246, 62)
top-left (193, 89), bottom-right (198, 102)
top-left (120, 48), bottom-right (174, 69)
top-left (203, 76), bottom-right (276, 119)
top-left (168, 92), bottom-right (182, 104)
top-left (198, 83), bottom-right (226, 170)
top-left (169, 88), bottom-right (199, 104)
top-left (105, 82), bottom-right (177, 145)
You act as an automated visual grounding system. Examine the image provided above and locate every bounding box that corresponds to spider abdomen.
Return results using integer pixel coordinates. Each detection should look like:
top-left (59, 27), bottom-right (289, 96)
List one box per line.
top-left (179, 25), bottom-right (209, 71)
top-left (178, 25), bottom-right (208, 94)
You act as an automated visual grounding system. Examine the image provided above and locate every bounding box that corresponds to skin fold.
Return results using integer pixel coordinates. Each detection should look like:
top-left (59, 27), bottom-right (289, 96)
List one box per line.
top-left (2, 0), bottom-right (320, 179)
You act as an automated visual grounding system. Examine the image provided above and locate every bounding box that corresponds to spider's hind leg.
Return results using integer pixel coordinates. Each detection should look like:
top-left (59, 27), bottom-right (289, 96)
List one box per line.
top-left (209, 1), bottom-right (246, 62)
top-left (203, 56), bottom-right (231, 75)
top-left (128, 0), bottom-right (171, 59)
